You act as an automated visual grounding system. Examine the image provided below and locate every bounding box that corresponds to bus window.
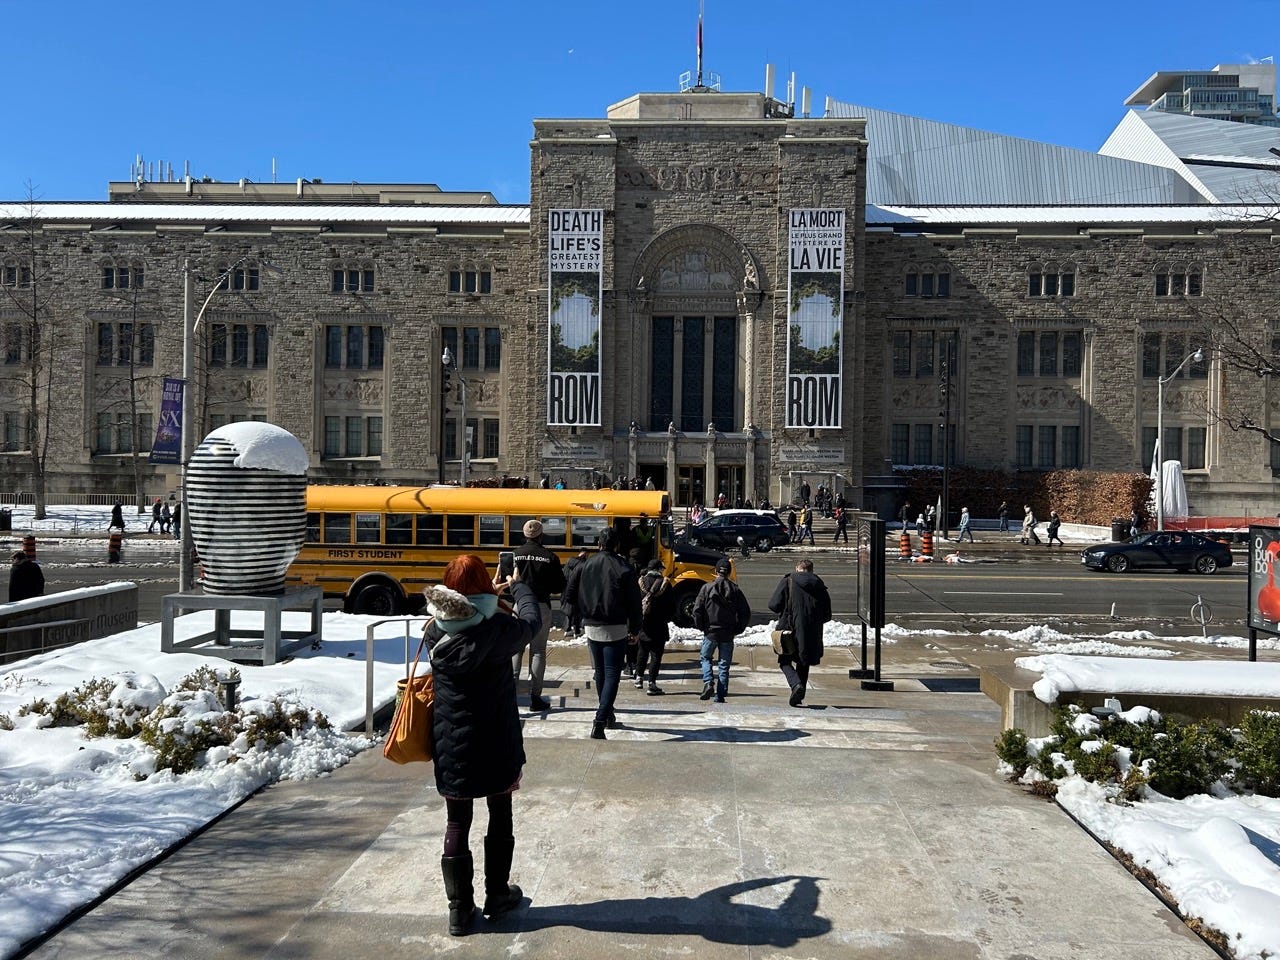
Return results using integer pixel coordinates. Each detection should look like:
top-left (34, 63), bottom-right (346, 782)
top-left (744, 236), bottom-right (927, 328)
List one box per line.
top-left (509, 516), bottom-right (534, 543)
top-left (355, 513), bottom-right (381, 544)
top-left (305, 512), bottom-right (320, 543)
top-left (416, 515), bottom-right (443, 545)
top-left (386, 514), bottom-right (413, 545)
top-left (479, 515), bottom-right (505, 546)
top-left (571, 516), bottom-right (608, 548)
top-left (540, 516), bottom-right (567, 547)
top-left (446, 515), bottom-right (476, 547)
top-left (323, 513), bottom-right (351, 544)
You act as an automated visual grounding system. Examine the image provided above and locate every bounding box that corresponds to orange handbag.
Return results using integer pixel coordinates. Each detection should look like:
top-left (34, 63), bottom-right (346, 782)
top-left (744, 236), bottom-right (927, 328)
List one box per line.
top-left (383, 635), bottom-right (435, 764)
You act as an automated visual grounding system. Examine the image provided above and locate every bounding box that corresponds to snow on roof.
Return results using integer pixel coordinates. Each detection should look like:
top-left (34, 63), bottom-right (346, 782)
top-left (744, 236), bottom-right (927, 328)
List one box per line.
top-left (866, 204), bottom-right (1279, 225)
top-left (0, 202), bottom-right (530, 225)
top-left (207, 422), bottom-right (309, 475)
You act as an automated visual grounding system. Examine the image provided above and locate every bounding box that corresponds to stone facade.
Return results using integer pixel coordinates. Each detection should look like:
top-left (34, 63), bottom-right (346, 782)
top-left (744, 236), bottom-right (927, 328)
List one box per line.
top-left (1, 90), bottom-right (1278, 516)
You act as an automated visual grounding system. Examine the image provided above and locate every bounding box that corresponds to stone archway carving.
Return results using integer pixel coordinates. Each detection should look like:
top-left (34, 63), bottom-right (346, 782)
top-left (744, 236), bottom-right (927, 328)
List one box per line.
top-left (631, 223), bottom-right (763, 302)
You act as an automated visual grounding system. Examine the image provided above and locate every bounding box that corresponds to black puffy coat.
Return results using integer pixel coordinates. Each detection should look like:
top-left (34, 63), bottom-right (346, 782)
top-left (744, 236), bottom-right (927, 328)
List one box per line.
top-left (424, 582), bottom-right (539, 799)
top-left (562, 550), bottom-right (642, 633)
top-left (638, 569), bottom-right (676, 645)
top-left (8, 559), bottom-right (44, 602)
top-left (768, 571), bottom-right (831, 666)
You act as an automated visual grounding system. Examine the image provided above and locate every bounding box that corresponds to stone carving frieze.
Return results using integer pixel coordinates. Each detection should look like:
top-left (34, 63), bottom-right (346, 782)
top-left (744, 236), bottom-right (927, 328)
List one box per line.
top-left (209, 376), bottom-right (268, 404)
top-left (324, 377), bottom-right (384, 403)
top-left (655, 251), bottom-right (738, 293)
top-left (1142, 383), bottom-right (1206, 414)
top-left (617, 165), bottom-right (776, 192)
top-left (890, 384), bottom-right (939, 410)
top-left (1015, 385), bottom-right (1081, 411)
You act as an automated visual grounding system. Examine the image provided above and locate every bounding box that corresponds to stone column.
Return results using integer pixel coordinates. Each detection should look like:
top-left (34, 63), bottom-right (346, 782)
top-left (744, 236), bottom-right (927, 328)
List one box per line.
top-left (627, 422), bottom-right (639, 480)
top-left (704, 427), bottom-right (717, 503)
top-left (741, 308), bottom-right (755, 431)
top-left (666, 424), bottom-right (678, 494)
top-left (745, 425), bottom-right (757, 502)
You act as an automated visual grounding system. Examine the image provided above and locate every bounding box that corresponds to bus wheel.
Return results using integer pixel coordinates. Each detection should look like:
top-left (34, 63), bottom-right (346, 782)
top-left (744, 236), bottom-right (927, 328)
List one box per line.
top-left (353, 582), bottom-right (401, 616)
top-left (673, 584), bottom-right (700, 628)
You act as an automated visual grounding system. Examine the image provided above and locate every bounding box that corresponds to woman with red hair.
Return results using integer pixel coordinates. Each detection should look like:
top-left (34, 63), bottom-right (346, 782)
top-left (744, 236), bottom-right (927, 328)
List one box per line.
top-left (423, 554), bottom-right (540, 936)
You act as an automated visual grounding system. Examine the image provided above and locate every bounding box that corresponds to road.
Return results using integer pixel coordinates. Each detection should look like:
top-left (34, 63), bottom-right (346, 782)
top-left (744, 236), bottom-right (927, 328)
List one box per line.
top-left (26, 539), bottom-right (1250, 634)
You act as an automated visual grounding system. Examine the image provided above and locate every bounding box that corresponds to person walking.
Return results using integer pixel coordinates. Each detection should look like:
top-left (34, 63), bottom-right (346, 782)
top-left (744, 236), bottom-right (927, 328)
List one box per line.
top-left (998, 501), bottom-right (1010, 533)
top-left (787, 508), bottom-right (799, 543)
top-left (899, 501), bottom-right (913, 532)
top-left (768, 558), bottom-right (832, 707)
top-left (159, 501), bottom-right (171, 535)
top-left (799, 504), bottom-right (815, 545)
top-left (509, 519), bottom-right (565, 712)
top-left (148, 498), bottom-right (162, 533)
top-left (9, 551), bottom-right (44, 602)
top-left (957, 506), bottom-right (975, 542)
top-left (1046, 510), bottom-right (1064, 546)
top-left (634, 559), bottom-right (675, 695)
top-left (1021, 504), bottom-right (1040, 545)
top-left (561, 528), bottom-right (642, 740)
top-left (423, 555), bottom-right (540, 937)
top-left (108, 500), bottom-right (125, 533)
top-left (832, 504), bottom-right (849, 543)
top-left (171, 502), bottom-right (182, 540)
top-left (559, 548), bottom-right (589, 638)
top-left (693, 558), bottom-right (751, 702)
top-left (1129, 509), bottom-right (1141, 539)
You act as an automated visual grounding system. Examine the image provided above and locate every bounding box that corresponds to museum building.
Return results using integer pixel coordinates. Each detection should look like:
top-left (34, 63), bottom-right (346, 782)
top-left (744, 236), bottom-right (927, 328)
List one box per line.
top-left (3, 75), bottom-right (1280, 517)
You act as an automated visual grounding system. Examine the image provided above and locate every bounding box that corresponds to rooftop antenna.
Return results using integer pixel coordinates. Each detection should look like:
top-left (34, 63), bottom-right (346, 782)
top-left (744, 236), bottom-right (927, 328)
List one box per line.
top-left (696, 0), bottom-right (704, 87)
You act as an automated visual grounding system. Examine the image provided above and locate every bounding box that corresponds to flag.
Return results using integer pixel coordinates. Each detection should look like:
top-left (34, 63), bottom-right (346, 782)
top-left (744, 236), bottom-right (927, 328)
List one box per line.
top-left (149, 377), bottom-right (185, 464)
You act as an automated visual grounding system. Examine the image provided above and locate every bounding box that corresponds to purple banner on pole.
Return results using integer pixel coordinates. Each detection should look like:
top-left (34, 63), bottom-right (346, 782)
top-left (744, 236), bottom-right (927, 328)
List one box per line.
top-left (149, 377), bottom-right (185, 464)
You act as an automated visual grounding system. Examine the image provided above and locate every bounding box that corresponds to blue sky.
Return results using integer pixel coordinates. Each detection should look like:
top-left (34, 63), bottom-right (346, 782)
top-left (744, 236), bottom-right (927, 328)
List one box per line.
top-left (2, 0), bottom-right (1275, 204)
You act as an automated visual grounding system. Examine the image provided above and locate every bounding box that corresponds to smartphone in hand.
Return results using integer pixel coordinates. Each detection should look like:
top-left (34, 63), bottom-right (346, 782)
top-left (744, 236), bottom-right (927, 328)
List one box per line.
top-left (497, 551), bottom-right (515, 580)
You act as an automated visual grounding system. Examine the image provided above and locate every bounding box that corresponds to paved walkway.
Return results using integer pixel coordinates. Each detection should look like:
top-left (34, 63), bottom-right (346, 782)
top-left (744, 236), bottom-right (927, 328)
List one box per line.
top-left (27, 639), bottom-right (1213, 960)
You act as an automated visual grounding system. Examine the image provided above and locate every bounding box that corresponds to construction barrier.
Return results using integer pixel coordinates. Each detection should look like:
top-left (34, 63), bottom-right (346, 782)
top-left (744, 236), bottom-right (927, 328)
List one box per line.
top-left (898, 530), bottom-right (911, 559)
top-left (21, 535), bottom-right (35, 560)
top-left (108, 532), bottom-right (123, 563)
top-left (921, 529), bottom-right (933, 556)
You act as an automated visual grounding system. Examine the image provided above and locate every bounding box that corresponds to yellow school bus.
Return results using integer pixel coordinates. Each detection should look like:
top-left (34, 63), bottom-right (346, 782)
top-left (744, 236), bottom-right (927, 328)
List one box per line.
top-left (285, 485), bottom-right (729, 625)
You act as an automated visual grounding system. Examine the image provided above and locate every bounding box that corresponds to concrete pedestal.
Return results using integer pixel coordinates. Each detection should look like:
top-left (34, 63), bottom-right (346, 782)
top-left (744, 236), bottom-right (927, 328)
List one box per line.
top-left (160, 587), bottom-right (323, 666)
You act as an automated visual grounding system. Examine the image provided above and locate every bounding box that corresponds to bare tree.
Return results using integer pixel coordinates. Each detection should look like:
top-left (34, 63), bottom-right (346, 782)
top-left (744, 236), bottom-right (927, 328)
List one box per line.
top-left (0, 185), bottom-right (73, 520)
top-left (97, 281), bottom-right (161, 513)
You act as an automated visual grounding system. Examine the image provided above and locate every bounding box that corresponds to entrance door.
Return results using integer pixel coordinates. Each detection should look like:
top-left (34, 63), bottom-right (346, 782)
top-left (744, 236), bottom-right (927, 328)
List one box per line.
top-left (677, 465), bottom-right (705, 508)
top-left (715, 466), bottom-right (745, 506)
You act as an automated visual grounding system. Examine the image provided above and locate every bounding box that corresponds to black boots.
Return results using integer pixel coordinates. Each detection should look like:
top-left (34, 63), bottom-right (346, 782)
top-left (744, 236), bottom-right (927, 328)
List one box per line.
top-left (590, 720), bottom-right (607, 739)
top-left (700, 681), bottom-right (714, 700)
top-left (440, 853), bottom-right (475, 936)
top-left (482, 835), bottom-right (523, 919)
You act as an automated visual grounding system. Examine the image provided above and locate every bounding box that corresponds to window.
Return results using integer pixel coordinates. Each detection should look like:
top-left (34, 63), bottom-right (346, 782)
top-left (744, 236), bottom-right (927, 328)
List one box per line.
top-left (209, 323), bottom-right (269, 368)
top-left (1146, 425), bottom-right (1207, 470)
top-left (1027, 262), bottom-right (1076, 298)
top-left (890, 423), bottom-right (910, 464)
top-left (912, 423), bottom-right (933, 465)
top-left (322, 415), bottom-right (382, 459)
top-left (1015, 425), bottom-right (1033, 468)
top-left (93, 411), bottom-right (153, 454)
top-left (903, 265), bottom-right (951, 298)
top-left (1037, 426), bottom-right (1057, 469)
top-left (914, 331), bottom-right (934, 378)
top-left (462, 327), bottom-right (480, 369)
top-left (3, 411), bottom-right (26, 451)
top-left (1017, 329), bottom-right (1082, 377)
top-left (484, 327), bottom-right (501, 370)
top-left (1, 261), bottom-right (31, 288)
top-left (892, 332), bottom-right (912, 378)
top-left (483, 418), bottom-right (499, 459)
top-left (1154, 263), bottom-right (1203, 297)
top-left (448, 264), bottom-right (493, 295)
top-left (331, 264), bottom-right (375, 293)
top-left (3, 323), bottom-right (22, 364)
top-left (323, 417), bottom-right (341, 458)
top-left (444, 417), bottom-right (457, 460)
top-left (1140, 332), bottom-right (1208, 379)
top-left (215, 262), bottom-right (263, 293)
top-left (1062, 426), bottom-right (1081, 468)
top-left (96, 322), bottom-right (155, 367)
top-left (323, 324), bottom-right (385, 370)
top-left (100, 262), bottom-right (144, 290)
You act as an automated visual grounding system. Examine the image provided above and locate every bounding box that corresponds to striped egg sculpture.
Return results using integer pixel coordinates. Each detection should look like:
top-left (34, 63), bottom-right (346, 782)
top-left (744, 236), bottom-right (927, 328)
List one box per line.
top-left (185, 422), bottom-right (309, 595)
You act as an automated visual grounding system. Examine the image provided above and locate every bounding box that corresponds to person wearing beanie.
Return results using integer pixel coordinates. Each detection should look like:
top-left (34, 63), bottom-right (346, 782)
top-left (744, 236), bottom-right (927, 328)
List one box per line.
top-left (423, 554), bottom-right (541, 937)
top-left (635, 558), bottom-right (676, 695)
top-left (509, 518), bottom-right (565, 712)
top-left (692, 557), bottom-right (751, 702)
top-left (561, 527), bottom-right (643, 739)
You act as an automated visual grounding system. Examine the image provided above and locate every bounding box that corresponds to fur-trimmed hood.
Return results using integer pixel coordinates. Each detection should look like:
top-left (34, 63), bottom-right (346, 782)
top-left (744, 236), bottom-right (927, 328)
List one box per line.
top-left (424, 585), bottom-right (499, 636)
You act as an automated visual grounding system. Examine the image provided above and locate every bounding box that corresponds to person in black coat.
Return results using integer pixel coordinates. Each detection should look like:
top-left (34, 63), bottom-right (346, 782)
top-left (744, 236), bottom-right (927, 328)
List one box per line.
top-left (108, 501), bottom-right (125, 532)
top-left (768, 558), bottom-right (832, 707)
top-left (561, 527), bottom-right (642, 739)
top-left (9, 551), bottom-right (44, 602)
top-left (634, 559), bottom-right (676, 695)
top-left (423, 554), bottom-right (541, 937)
top-left (507, 519), bottom-right (565, 712)
top-left (693, 558), bottom-right (751, 702)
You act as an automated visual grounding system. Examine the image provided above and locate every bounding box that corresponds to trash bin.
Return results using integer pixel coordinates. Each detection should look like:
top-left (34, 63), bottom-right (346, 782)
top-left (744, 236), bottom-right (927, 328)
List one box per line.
top-left (0, 507), bottom-right (11, 532)
top-left (1110, 518), bottom-right (1129, 542)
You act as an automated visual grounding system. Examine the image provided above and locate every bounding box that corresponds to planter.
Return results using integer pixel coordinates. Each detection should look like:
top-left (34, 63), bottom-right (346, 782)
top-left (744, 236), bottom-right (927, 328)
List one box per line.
top-left (185, 423), bottom-right (309, 595)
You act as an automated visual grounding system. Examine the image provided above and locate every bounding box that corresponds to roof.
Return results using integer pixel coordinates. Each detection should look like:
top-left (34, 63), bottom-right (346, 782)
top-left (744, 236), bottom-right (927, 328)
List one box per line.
top-left (824, 100), bottom-right (1199, 205)
top-left (865, 204), bottom-right (1278, 226)
top-left (0, 202), bottom-right (531, 226)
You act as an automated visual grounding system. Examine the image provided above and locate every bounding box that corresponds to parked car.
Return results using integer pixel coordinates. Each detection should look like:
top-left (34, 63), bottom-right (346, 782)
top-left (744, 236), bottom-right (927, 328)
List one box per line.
top-left (1080, 531), bottom-right (1233, 574)
top-left (681, 509), bottom-right (790, 553)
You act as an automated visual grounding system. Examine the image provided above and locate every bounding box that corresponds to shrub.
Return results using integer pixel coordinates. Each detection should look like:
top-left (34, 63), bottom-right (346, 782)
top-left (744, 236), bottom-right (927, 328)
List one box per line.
top-left (1144, 720), bottom-right (1233, 799)
top-left (1068, 741), bottom-right (1120, 784)
top-left (994, 728), bottom-right (1030, 776)
top-left (1232, 710), bottom-right (1280, 797)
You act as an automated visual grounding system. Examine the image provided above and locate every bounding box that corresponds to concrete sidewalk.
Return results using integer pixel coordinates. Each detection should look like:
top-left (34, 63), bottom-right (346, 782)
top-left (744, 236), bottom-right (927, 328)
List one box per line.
top-left (26, 642), bottom-right (1214, 960)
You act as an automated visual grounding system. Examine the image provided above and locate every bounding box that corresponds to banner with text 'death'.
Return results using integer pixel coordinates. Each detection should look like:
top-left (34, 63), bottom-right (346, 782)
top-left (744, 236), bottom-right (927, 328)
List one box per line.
top-left (548, 208), bottom-right (603, 427)
top-left (786, 208), bottom-right (845, 429)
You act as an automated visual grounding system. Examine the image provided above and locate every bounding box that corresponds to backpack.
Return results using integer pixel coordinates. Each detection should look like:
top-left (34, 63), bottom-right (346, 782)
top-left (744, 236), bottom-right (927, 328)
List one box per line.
top-left (640, 571), bottom-right (668, 617)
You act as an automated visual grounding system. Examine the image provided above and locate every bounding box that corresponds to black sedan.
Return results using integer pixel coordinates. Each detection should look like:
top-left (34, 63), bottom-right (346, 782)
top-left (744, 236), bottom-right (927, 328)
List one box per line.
top-left (1080, 531), bottom-right (1234, 574)
top-left (682, 509), bottom-right (791, 552)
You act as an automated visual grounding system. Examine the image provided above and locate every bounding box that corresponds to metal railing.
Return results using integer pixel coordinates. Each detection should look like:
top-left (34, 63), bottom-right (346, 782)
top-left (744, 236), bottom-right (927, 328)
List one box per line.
top-left (364, 616), bottom-right (432, 734)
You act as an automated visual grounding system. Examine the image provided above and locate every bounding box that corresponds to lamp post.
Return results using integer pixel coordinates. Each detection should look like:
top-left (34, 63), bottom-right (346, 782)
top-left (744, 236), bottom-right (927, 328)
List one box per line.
top-left (1155, 347), bottom-right (1204, 532)
top-left (178, 256), bottom-right (275, 594)
top-left (938, 335), bottom-right (956, 539)
top-left (441, 346), bottom-right (468, 486)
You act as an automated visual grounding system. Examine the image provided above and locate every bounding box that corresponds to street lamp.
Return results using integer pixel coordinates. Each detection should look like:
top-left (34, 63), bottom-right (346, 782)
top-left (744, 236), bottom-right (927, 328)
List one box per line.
top-left (178, 256), bottom-right (277, 594)
top-left (1155, 346), bottom-right (1204, 532)
top-left (441, 346), bottom-right (468, 486)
